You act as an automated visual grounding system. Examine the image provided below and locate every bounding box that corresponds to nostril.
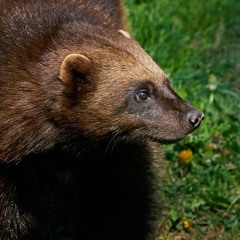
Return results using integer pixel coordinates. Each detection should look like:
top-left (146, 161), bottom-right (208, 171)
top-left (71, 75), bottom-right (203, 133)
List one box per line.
top-left (188, 110), bottom-right (204, 128)
top-left (189, 114), bottom-right (198, 126)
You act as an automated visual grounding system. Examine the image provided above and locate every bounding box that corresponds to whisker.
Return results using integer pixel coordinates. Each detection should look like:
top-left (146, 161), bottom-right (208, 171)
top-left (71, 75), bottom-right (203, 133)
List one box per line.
top-left (105, 131), bottom-right (119, 153)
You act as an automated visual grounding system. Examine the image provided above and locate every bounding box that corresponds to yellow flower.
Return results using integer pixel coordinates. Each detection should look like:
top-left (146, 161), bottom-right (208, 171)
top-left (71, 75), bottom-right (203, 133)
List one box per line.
top-left (178, 149), bottom-right (193, 164)
top-left (182, 219), bottom-right (191, 229)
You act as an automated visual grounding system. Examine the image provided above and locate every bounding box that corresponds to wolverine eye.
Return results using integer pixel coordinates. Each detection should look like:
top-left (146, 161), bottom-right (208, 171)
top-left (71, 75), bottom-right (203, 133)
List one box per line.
top-left (136, 90), bottom-right (149, 101)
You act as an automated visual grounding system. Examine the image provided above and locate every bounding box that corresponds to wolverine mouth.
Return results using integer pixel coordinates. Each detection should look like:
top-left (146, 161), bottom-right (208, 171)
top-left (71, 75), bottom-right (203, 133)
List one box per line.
top-left (150, 136), bottom-right (186, 144)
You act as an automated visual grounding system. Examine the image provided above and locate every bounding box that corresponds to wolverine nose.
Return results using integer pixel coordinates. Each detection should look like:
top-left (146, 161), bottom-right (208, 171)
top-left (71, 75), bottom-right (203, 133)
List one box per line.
top-left (188, 109), bottom-right (204, 128)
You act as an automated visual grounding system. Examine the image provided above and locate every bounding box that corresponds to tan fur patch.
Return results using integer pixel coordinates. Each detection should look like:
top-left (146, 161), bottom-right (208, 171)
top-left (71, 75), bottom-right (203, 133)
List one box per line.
top-left (118, 29), bottom-right (131, 39)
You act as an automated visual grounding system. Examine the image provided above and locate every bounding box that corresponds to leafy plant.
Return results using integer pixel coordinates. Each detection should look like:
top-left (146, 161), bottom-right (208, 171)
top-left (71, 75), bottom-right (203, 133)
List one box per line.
top-left (125, 0), bottom-right (240, 238)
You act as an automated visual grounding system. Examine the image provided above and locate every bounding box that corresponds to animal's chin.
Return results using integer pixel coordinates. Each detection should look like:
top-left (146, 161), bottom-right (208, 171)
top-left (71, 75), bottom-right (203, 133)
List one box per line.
top-left (151, 137), bottom-right (184, 144)
top-left (98, 130), bottom-right (189, 145)
top-left (148, 126), bottom-right (200, 144)
top-left (150, 136), bottom-right (185, 144)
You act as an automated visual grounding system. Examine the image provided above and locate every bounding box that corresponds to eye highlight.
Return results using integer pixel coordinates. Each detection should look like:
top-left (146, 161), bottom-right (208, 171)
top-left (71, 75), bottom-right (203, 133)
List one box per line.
top-left (136, 90), bottom-right (149, 101)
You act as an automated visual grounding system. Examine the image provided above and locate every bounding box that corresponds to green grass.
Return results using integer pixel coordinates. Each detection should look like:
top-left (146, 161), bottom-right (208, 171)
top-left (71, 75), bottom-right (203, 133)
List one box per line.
top-left (125, 0), bottom-right (240, 239)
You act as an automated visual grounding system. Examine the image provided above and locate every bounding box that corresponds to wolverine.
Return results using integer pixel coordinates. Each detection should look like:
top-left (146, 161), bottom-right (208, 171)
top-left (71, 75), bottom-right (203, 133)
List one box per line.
top-left (0, 0), bottom-right (203, 239)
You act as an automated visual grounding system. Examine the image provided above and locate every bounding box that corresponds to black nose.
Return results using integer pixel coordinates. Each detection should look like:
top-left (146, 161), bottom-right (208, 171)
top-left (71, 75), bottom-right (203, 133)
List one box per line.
top-left (188, 109), bottom-right (204, 128)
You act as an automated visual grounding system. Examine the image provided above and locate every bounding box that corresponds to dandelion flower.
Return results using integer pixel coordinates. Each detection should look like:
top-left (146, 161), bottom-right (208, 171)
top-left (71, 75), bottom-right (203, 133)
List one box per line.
top-left (182, 219), bottom-right (191, 229)
top-left (178, 149), bottom-right (193, 164)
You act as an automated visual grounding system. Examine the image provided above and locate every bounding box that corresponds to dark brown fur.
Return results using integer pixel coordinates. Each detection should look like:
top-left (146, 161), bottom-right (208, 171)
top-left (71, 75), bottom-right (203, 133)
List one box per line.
top-left (0, 0), bottom-right (203, 239)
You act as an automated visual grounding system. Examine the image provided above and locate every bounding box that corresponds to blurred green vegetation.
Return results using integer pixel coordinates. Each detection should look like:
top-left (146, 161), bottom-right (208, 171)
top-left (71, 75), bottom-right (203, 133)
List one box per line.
top-left (125, 0), bottom-right (240, 239)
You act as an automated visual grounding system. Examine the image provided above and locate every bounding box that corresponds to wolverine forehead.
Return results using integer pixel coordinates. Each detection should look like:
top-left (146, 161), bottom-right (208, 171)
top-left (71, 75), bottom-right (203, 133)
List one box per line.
top-left (91, 43), bottom-right (168, 84)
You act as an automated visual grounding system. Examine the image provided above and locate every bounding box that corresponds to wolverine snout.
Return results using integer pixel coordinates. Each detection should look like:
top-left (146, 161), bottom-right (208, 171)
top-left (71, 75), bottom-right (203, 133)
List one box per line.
top-left (187, 109), bottom-right (204, 128)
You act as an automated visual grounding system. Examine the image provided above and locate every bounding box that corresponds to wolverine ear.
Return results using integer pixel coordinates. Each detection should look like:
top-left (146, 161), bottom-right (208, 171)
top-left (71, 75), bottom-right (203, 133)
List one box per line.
top-left (60, 53), bottom-right (91, 84)
top-left (118, 29), bottom-right (131, 39)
